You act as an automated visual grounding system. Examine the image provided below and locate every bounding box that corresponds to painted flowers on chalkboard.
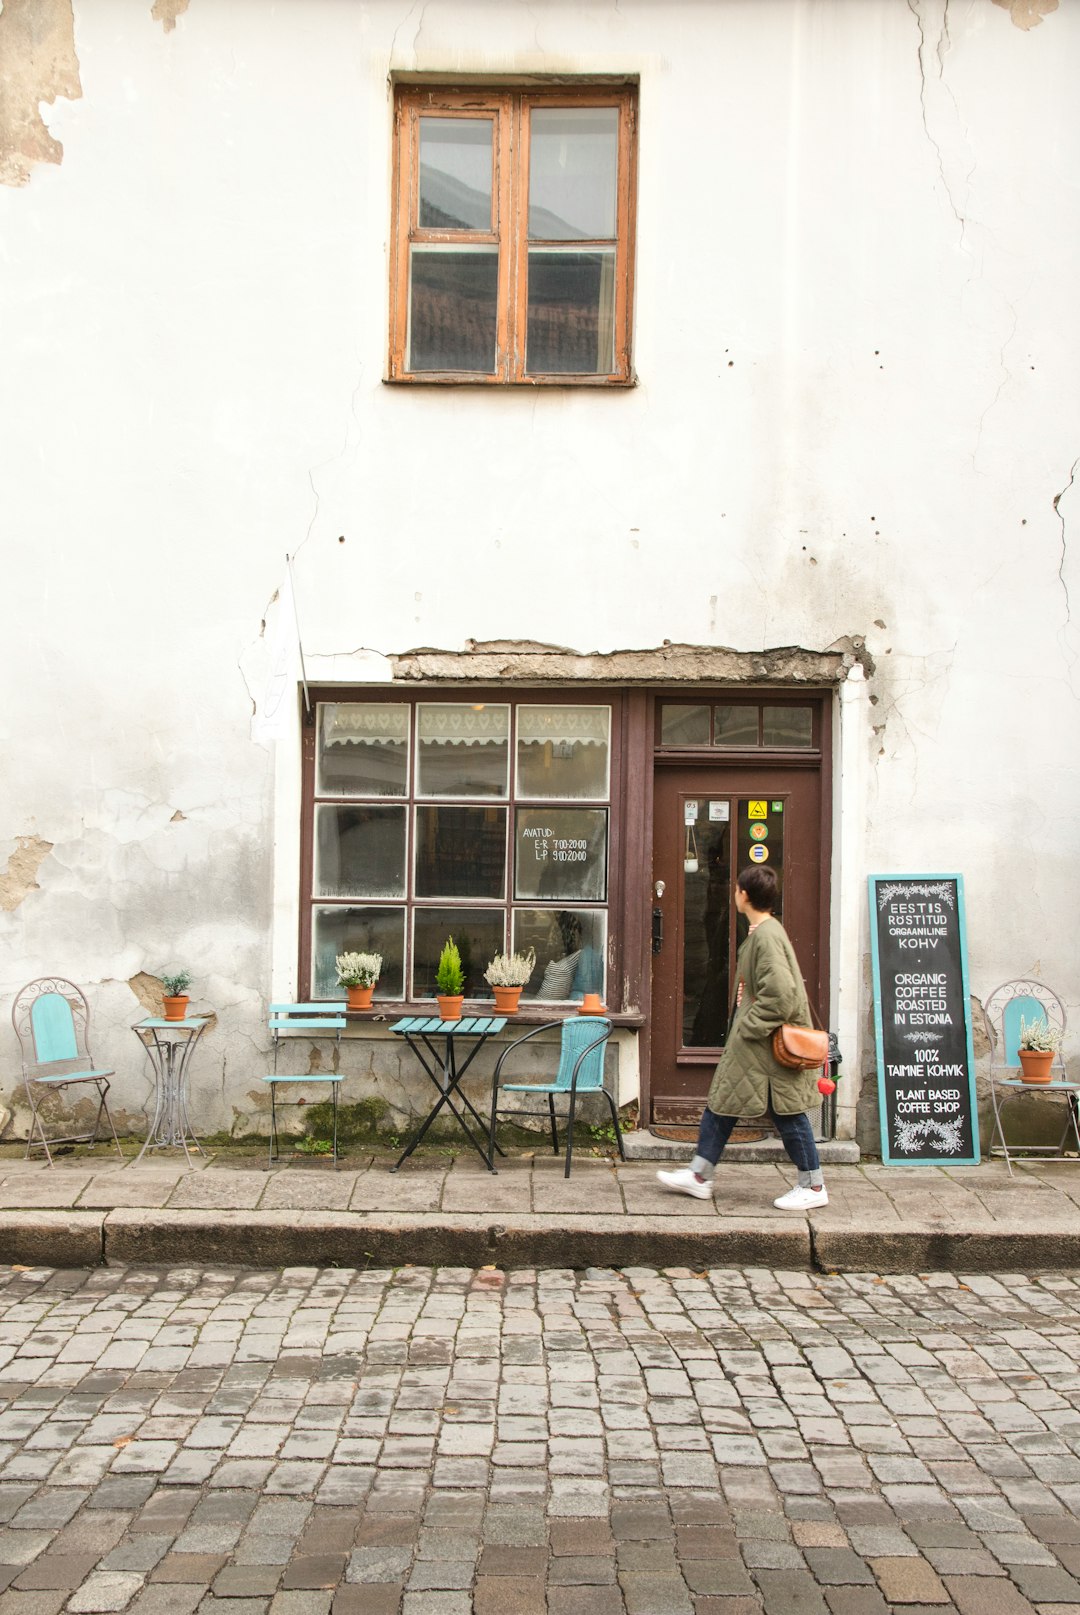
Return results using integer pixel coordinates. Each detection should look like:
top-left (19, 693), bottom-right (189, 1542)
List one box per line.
top-left (877, 881), bottom-right (956, 912)
top-left (893, 1117), bottom-right (964, 1155)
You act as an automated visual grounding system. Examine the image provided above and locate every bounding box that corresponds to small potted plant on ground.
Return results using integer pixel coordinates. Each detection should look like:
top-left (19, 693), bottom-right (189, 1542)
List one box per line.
top-left (162, 970), bottom-right (191, 1021)
top-left (1017, 1015), bottom-right (1062, 1084)
top-left (336, 950), bottom-right (382, 1011)
top-left (436, 937), bottom-right (465, 1022)
top-left (483, 947), bottom-right (535, 1014)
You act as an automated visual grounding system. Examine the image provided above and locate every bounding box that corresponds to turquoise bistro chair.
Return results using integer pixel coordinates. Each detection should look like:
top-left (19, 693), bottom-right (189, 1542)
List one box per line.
top-left (12, 978), bottom-right (124, 1165)
top-left (487, 1015), bottom-right (622, 1177)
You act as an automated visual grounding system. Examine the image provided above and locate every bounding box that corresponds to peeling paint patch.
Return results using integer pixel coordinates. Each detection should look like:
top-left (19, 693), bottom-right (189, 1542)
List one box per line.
top-left (128, 972), bottom-right (167, 1018)
top-left (0, 835), bottom-right (53, 912)
top-left (991, 0), bottom-right (1058, 28)
top-left (170, 810), bottom-right (187, 823)
top-left (0, 0), bottom-right (82, 188)
top-left (151, 0), bottom-right (191, 33)
top-left (390, 639), bottom-right (869, 685)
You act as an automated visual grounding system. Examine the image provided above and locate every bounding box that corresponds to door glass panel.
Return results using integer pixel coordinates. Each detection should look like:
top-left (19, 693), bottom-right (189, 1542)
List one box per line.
top-left (735, 798), bottom-right (785, 948)
top-left (513, 908), bottom-right (606, 1002)
top-left (526, 249), bottom-right (615, 374)
top-left (417, 704), bottom-right (509, 797)
top-left (516, 705), bottom-right (610, 798)
top-left (317, 704), bottom-right (409, 797)
top-left (528, 107), bottom-right (619, 239)
top-left (312, 906), bottom-right (405, 1000)
top-left (412, 908), bottom-right (505, 998)
top-left (514, 808), bottom-right (607, 901)
top-left (415, 806), bottom-right (506, 899)
top-left (713, 705), bottom-right (759, 747)
top-left (763, 706), bottom-right (813, 748)
top-left (419, 117), bottom-right (493, 230)
top-left (408, 247), bottom-right (499, 373)
top-left (681, 800), bottom-right (732, 1048)
top-left (660, 704), bottom-right (710, 746)
top-left (315, 805), bottom-right (406, 899)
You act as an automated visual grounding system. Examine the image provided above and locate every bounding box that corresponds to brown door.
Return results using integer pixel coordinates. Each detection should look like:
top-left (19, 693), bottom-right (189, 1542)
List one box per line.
top-left (649, 764), bottom-right (825, 1124)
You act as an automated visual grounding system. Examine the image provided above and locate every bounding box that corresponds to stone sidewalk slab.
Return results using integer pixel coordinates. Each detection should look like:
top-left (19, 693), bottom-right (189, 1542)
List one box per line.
top-left (0, 1154), bottom-right (1075, 1271)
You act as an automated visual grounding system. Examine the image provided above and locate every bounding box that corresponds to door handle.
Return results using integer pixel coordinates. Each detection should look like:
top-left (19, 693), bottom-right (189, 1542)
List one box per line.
top-left (652, 906), bottom-right (664, 954)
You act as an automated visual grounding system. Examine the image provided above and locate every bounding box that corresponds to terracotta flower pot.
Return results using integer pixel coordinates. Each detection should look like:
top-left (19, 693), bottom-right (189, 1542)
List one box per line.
top-left (491, 985), bottom-right (523, 1014)
top-left (163, 995), bottom-right (189, 1022)
top-left (346, 984), bottom-right (375, 1011)
top-left (579, 992), bottom-right (605, 1015)
top-left (1018, 1049), bottom-right (1054, 1084)
top-left (436, 994), bottom-right (464, 1022)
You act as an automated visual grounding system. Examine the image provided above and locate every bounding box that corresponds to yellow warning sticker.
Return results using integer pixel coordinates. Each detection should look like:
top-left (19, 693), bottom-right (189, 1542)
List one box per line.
top-left (748, 800), bottom-right (767, 819)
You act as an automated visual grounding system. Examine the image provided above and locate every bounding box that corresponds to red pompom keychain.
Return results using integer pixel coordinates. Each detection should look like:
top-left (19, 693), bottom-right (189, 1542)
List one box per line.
top-left (817, 1075), bottom-right (836, 1095)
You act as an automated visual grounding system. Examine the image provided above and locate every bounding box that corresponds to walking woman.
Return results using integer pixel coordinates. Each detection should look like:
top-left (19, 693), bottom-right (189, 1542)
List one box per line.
top-left (657, 864), bottom-right (827, 1211)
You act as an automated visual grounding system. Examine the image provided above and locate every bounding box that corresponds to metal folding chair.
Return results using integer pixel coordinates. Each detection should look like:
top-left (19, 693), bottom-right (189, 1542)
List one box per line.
top-left (984, 979), bottom-right (1077, 1175)
top-left (12, 978), bottom-right (124, 1166)
top-left (264, 1002), bottom-right (347, 1166)
top-left (487, 1015), bottom-right (623, 1177)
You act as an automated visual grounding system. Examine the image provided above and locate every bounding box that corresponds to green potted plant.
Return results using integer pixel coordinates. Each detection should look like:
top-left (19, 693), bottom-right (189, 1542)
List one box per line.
top-left (435, 937), bottom-right (465, 1022)
top-left (336, 950), bottom-right (382, 1011)
top-left (1017, 1015), bottom-right (1062, 1084)
top-left (161, 970), bottom-right (191, 1022)
top-left (483, 947), bottom-right (535, 1014)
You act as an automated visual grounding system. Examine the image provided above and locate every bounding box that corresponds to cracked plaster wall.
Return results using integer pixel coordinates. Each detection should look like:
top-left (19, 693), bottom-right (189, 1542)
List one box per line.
top-left (1, 0), bottom-right (1078, 1141)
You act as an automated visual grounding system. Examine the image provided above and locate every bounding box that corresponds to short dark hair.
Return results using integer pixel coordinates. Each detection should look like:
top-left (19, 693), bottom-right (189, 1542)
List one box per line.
top-left (737, 865), bottom-right (779, 912)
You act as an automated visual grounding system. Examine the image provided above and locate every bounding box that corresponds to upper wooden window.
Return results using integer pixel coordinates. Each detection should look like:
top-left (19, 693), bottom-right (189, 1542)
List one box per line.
top-left (389, 84), bottom-right (637, 385)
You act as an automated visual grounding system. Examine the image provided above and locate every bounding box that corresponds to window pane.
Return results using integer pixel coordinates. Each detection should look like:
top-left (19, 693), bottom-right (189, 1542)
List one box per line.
top-left (526, 249), bottom-right (615, 375)
top-left (415, 806), bottom-right (506, 899)
top-left (513, 909), bottom-right (606, 1002)
top-left (312, 906), bottom-right (405, 999)
top-left (660, 705), bottom-right (709, 746)
top-left (713, 705), bottom-right (759, 747)
top-left (529, 107), bottom-right (618, 240)
top-left (412, 908), bottom-right (505, 998)
top-left (516, 705), bottom-right (610, 799)
top-left (417, 704), bottom-right (509, 797)
top-left (419, 117), bottom-right (493, 230)
top-left (315, 805), bottom-right (406, 899)
top-left (763, 706), bottom-right (813, 748)
top-left (409, 248), bottom-right (498, 373)
top-left (317, 704), bottom-right (409, 797)
top-left (514, 808), bottom-right (607, 902)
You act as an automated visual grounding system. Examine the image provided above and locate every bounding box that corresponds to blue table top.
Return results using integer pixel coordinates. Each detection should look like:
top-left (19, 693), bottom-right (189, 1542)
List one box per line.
top-left (390, 1016), bottom-right (507, 1036)
top-left (135, 1017), bottom-right (210, 1030)
top-left (998, 1076), bottom-right (1079, 1091)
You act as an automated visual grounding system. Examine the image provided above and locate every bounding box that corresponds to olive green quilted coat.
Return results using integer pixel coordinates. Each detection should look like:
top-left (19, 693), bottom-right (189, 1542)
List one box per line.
top-left (707, 917), bottom-right (816, 1118)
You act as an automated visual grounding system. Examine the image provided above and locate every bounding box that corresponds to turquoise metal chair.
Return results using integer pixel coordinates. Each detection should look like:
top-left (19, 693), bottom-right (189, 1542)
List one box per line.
top-left (487, 1015), bottom-right (623, 1177)
top-left (12, 978), bottom-right (124, 1166)
top-left (264, 1002), bottom-right (347, 1166)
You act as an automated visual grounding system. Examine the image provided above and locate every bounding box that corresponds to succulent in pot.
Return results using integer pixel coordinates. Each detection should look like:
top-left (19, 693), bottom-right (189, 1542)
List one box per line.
top-left (336, 951), bottom-right (382, 1011)
top-left (161, 970), bottom-right (192, 1022)
top-left (1016, 1015), bottom-right (1062, 1084)
top-left (483, 948), bottom-right (536, 1014)
top-left (435, 937), bottom-right (466, 1021)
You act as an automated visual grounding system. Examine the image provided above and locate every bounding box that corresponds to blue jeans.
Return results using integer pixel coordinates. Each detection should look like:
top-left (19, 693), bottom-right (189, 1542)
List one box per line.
top-left (691, 1103), bottom-right (820, 1179)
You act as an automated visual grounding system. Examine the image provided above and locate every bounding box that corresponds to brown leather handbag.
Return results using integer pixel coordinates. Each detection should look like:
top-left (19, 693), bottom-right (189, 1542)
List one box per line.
top-left (772, 1023), bottom-right (829, 1070)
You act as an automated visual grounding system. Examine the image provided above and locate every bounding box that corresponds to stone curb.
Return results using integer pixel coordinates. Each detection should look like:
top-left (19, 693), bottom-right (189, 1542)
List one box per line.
top-left (103, 1208), bottom-right (813, 1270)
top-left (1, 1208), bottom-right (1077, 1274)
top-left (811, 1221), bottom-right (1080, 1275)
top-left (0, 1211), bottom-right (105, 1267)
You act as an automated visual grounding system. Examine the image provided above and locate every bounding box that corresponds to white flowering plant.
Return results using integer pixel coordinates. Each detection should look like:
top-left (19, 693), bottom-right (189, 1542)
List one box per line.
top-left (483, 948), bottom-right (536, 988)
top-left (1018, 1015), bottom-right (1062, 1054)
top-left (335, 951), bottom-right (382, 989)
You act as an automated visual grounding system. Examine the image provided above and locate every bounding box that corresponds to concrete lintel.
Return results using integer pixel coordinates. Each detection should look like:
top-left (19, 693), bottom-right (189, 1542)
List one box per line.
top-left (388, 640), bottom-right (865, 686)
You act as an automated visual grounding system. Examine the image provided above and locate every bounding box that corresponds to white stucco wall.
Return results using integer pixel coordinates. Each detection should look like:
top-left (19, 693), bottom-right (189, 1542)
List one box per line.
top-left (1, 0), bottom-right (1077, 1143)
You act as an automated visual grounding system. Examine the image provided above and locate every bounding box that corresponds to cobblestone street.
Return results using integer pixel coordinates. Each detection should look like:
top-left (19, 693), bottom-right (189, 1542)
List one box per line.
top-left (0, 1264), bottom-right (1078, 1615)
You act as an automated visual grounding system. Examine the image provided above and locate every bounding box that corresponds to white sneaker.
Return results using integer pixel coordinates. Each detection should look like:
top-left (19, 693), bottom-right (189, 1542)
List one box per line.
top-left (656, 1167), bottom-right (713, 1200)
top-left (774, 1185), bottom-right (829, 1211)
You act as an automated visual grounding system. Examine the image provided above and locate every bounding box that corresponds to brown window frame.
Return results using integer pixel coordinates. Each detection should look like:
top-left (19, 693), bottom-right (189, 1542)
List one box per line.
top-left (388, 82), bottom-right (638, 386)
top-left (300, 689), bottom-right (631, 1018)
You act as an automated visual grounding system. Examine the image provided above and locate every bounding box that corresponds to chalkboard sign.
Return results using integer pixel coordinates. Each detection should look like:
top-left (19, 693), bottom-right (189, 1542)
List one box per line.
top-left (868, 875), bottom-right (980, 1165)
